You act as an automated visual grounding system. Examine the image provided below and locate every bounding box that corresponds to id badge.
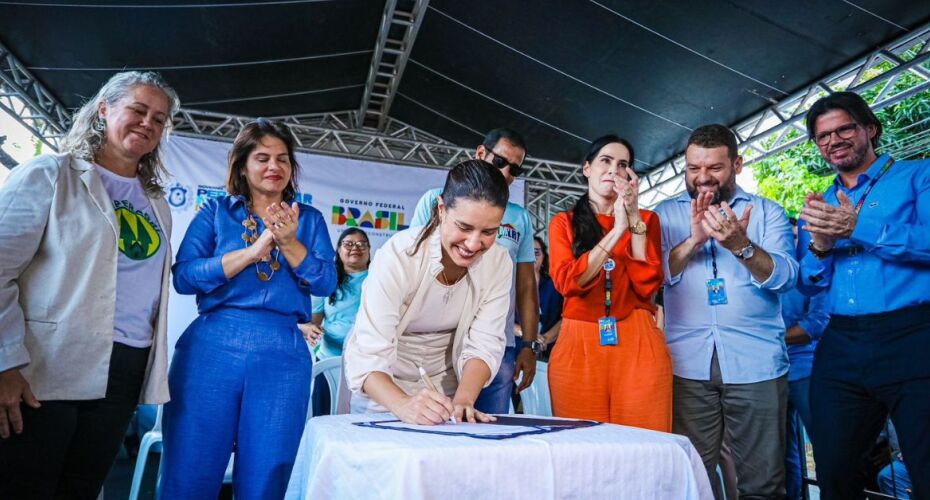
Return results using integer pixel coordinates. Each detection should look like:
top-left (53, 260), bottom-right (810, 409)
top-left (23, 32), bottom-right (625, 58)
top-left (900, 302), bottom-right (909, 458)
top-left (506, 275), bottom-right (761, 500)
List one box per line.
top-left (706, 278), bottom-right (728, 305)
top-left (598, 316), bottom-right (618, 346)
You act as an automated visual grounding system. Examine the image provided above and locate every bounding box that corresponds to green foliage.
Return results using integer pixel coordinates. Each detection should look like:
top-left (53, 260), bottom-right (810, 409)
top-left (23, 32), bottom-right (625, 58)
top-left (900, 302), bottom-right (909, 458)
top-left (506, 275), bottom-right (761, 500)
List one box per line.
top-left (753, 76), bottom-right (930, 218)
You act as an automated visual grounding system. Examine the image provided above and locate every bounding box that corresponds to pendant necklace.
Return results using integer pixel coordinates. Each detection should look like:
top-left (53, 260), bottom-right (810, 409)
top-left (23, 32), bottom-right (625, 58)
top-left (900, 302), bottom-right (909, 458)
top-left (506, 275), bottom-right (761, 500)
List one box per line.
top-left (440, 268), bottom-right (465, 304)
top-left (241, 205), bottom-right (280, 281)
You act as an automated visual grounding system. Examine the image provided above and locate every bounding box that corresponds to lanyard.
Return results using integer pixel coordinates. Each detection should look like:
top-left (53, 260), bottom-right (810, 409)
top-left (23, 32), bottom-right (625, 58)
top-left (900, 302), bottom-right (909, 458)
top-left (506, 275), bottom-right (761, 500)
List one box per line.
top-left (603, 258), bottom-right (615, 317)
top-left (851, 157), bottom-right (895, 214)
top-left (709, 241), bottom-right (719, 279)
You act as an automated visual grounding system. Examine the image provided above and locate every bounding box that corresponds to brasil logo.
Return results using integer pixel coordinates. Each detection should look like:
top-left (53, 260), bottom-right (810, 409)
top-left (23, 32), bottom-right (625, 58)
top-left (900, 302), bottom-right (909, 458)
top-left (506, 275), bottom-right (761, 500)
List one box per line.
top-left (332, 206), bottom-right (408, 231)
top-left (115, 203), bottom-right (162, 260)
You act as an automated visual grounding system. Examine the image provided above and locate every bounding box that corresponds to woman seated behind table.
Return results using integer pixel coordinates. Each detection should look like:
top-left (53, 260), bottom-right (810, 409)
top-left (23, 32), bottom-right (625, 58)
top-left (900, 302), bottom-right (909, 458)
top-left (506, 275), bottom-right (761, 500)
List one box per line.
top-left (343, 160), bottom-right (513, 425)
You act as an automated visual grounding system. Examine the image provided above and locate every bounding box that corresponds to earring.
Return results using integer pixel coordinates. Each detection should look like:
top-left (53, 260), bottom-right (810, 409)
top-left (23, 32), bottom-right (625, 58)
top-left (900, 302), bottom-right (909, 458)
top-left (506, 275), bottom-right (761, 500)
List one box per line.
top-left (93, 117), bottom-right (106, 133)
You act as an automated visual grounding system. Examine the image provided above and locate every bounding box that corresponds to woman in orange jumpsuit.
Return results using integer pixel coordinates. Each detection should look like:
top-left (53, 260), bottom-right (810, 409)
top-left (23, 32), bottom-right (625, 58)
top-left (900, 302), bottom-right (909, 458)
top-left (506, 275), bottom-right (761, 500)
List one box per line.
top-left (547, 135), bottom-right (671, 431)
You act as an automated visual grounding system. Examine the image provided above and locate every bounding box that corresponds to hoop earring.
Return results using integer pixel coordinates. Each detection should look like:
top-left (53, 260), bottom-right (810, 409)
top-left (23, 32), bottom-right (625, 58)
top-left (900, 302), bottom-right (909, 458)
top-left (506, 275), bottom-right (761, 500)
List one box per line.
top-left (93, 117), bottom-right (106, 133)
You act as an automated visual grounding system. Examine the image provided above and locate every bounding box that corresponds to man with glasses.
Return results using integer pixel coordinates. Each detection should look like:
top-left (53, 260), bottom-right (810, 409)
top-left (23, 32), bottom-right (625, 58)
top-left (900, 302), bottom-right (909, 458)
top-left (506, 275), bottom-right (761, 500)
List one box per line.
top-left (797, 92), bottom-right (930, 499)
top-left (410, 128), bottom-right (539, 414)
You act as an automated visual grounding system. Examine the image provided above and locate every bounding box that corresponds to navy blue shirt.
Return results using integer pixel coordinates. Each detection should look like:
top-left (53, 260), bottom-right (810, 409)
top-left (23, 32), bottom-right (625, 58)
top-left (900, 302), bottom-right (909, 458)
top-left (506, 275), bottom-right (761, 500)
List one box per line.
top-left (538, 275), bottom-right (564, 334)
top-left (798, 154), bottom-right (930, 315)
top-left (514, 275), bottom-right (563, 335)
top-left (173, 196), bottom-right (337, 322)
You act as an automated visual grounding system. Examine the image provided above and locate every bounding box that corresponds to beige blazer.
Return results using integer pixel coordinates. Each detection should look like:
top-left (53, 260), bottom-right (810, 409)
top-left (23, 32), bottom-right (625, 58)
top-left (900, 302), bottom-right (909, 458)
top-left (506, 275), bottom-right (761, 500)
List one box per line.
top-left (344, 227), bottom-right (513, 413)
top-left (0, 153), bottom-right (171, 403)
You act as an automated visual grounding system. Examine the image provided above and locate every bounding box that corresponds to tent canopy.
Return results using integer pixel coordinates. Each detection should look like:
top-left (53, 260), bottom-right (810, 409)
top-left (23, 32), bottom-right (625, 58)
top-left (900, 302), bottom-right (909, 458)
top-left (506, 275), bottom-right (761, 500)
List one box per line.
top-left (2, 0), bottom-right (929, 172)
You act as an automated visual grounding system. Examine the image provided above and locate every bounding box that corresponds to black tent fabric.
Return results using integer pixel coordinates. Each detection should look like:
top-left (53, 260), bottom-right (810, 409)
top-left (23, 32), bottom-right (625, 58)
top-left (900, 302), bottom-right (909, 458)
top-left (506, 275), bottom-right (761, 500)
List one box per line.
top-left (1, 0), bottom-right (928, 171)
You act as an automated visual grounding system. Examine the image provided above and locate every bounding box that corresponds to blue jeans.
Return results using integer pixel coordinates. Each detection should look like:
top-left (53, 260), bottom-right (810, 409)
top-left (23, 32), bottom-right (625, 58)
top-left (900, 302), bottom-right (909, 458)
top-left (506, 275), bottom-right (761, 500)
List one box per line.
top-left (785, 377), bottom-right (812, 500)
top-left (878, 458), bottom-right (912, 499)
top-left (474, 346), bottom-right (517, 414)
top-left (161, 309), bottom-right (312, 499)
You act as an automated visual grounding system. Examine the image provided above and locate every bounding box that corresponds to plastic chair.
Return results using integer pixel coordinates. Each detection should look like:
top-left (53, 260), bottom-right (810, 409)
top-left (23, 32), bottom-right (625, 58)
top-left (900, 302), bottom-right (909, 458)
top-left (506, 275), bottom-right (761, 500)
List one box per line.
top-left (129, 406), bottom-right (163, 500)
top-left (518, 361), bottom-right (551, 416)
top-left (129, 406), bottom-right (235, 500)
top-left (309, 356), bottom-right (343, 418)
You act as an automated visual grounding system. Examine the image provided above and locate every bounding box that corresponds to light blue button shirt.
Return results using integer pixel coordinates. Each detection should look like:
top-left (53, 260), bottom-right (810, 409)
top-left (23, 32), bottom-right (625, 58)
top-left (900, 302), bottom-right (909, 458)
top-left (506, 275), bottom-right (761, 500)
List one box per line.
top-left (655, 187), bottom-right (798, 383)
top-left (410, 187), bottom-right (535, 346)
top-left (798, 154), bottom-right (930, 316)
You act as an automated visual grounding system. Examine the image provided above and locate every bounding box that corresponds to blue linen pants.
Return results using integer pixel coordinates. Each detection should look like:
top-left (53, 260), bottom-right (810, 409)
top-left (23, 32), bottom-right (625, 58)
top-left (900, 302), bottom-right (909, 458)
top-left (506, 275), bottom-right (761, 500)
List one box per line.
top-left (161, 309), bottom-right (312, 499)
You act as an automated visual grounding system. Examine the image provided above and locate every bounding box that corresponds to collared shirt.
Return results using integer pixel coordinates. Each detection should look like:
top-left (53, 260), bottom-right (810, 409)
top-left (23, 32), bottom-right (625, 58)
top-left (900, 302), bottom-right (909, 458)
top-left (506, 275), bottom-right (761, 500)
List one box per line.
top-left (410, 187), bottom-right (535, 346)
top-left (655, 187), bottom-right (797, 383)
top-left (780, 284), bottom-right (829, 382)
top-left (173, 195), bottom-right (337, 322)
top-left (798, 154), bottom-right (930, 316)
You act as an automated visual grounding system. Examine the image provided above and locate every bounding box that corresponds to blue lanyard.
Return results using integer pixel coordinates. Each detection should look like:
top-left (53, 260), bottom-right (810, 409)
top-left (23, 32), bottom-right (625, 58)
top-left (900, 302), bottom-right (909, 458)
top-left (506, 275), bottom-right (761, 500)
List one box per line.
top-left (710, 241), bottom-right (719, 280)
top-left (604, 258), bottom-right (615, 318)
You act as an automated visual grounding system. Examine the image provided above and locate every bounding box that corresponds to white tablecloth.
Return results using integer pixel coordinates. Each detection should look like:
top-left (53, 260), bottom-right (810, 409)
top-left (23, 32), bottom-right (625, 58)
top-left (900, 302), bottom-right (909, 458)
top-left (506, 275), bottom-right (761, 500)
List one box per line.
top-left (285, 414), bottom-right (713, 500)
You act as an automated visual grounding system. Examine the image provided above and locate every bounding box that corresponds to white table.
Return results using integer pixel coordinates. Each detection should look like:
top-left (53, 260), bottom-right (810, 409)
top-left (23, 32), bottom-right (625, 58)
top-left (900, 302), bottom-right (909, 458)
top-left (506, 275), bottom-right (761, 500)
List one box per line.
top-left (285, 414), bottom-right (712, 499)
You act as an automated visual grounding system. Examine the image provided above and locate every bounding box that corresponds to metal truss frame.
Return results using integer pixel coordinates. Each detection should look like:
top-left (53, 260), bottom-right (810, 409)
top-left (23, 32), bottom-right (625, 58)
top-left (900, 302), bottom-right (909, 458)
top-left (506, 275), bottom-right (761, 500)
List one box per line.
top-left (639, 22), bottom-right (930, 207)
top-left (358, 0), bottom-right (430, 131)
top-left (172, 108), bottom-right (584, 231)
top-left (0, 40), bottom-right (71, 152)
top-left (11, 23), bottom-right (928, 227)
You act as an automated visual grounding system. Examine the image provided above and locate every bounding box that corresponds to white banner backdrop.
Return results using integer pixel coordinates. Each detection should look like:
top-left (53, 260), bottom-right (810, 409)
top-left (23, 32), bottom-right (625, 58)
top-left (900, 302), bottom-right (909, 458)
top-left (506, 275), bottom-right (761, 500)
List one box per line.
top-left (159, 135), bottom-right (524, 353)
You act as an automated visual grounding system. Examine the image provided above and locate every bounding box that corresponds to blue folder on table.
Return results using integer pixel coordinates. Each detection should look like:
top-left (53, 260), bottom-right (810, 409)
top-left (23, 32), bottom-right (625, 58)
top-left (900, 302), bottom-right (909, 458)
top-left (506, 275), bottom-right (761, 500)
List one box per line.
top-left (354, 415), bottom-right (600, 440)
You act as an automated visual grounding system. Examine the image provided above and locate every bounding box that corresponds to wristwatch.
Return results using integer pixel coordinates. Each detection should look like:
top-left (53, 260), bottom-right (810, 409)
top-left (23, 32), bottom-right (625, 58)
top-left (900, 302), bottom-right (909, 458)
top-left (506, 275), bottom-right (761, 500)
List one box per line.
top-left (733, 242), bottom-right (755, 260)
top-left (629, 220), bottom-right (647, 235)
top-left (524, 339), bottom-right (544, 354)
top-left (807, 240), bottom-right (834, 259)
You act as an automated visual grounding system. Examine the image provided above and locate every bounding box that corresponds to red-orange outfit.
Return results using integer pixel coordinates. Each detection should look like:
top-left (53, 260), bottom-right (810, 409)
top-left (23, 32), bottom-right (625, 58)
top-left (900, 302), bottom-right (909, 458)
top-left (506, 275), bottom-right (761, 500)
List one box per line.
top-left (547, 210), bottom-right (672, 431)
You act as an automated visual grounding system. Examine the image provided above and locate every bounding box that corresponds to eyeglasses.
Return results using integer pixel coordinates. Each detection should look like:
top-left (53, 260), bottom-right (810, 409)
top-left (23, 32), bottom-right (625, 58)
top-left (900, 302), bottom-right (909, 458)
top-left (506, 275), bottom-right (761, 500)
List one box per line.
top-left (814, 123), bottom-right (860, 146)
top-left (341, 241), bottom-right (370, 250)
top-left (485, 149), bottom-right (524, 177)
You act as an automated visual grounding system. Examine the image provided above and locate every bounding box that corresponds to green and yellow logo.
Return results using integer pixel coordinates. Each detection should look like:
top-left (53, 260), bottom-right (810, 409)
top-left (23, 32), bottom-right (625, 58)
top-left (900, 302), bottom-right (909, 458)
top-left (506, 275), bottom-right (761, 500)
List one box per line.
top-left (115, 206), bottom-right (161, 260)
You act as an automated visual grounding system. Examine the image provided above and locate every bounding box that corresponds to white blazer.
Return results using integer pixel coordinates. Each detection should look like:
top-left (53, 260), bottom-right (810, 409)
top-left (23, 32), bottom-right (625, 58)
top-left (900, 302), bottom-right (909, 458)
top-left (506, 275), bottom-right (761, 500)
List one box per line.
top-left (343, 226), bottom-right (513, 413)
top-left (0, 153), bottom-right (171, 403)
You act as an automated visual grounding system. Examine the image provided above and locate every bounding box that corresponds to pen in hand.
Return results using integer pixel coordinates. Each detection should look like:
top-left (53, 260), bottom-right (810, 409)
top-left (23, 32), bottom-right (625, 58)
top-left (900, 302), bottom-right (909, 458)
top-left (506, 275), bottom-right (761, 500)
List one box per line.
top-left (417, 366), bottom-right (457, 424)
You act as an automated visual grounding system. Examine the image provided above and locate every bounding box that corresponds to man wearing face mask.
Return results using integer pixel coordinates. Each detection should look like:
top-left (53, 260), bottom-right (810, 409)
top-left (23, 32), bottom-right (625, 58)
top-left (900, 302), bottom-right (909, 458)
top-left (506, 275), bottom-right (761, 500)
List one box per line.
top-left (410, 128), bottom-right (539, 415)
top-left (655, 124), bottom-right (798, 499)
top-left (797, 92), bottom-right (930, 500)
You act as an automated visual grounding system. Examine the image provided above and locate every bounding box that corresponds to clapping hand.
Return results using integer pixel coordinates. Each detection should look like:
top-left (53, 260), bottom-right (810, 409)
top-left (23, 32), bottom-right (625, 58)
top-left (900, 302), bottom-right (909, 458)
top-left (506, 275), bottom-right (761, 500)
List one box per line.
top-left (612, 167), bottom-right (641, 231)
top-left (248, 229), bottom-right (275, 263)
top-left (702, 201), bottom-right (752, 253)
top-left (690, 192), bottom-right (715, 245)
top-left (265, 201), bottom-right (300, 248)
top-left (799, 191), bottom-right (857, 251)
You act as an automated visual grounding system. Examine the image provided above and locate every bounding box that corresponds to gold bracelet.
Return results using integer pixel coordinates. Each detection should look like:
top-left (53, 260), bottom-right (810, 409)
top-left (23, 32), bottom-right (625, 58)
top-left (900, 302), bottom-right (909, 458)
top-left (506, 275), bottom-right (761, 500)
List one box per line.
top-left (596, 243), bottom-right (611, 255)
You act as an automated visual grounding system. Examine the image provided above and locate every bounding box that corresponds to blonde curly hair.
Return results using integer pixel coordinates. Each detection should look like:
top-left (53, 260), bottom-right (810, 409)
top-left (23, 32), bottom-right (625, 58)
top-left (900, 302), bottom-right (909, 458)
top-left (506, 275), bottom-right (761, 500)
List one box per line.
top-left (61, 71), bottom-right (180, 196)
